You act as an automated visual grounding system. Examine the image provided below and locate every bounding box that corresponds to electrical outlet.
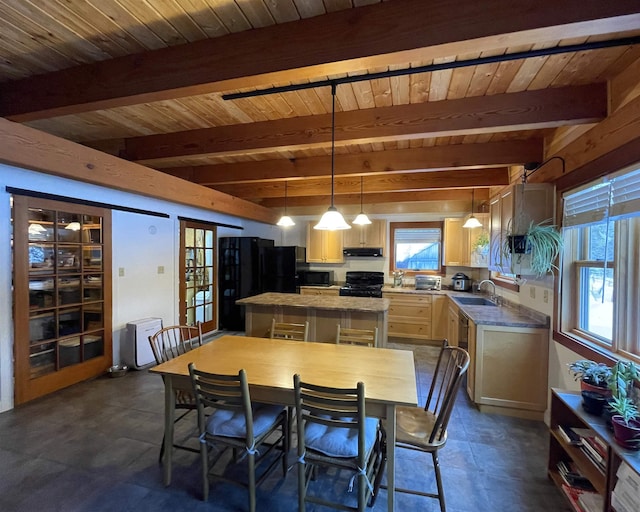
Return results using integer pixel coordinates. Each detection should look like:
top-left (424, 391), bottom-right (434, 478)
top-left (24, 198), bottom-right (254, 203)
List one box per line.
top-left (157, 265), bottom-right (164, 274)
top-left (530, 286), bottom-right (535, 299)
top-left (118, 267), bottom-right (125, 277)
top-left (543, 290), bottom-right (549, 303)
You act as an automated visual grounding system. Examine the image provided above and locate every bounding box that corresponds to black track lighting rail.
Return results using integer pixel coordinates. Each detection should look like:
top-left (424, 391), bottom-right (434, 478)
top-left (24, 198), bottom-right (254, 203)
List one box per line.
top-left (222, 36), bottom-right (640, 101)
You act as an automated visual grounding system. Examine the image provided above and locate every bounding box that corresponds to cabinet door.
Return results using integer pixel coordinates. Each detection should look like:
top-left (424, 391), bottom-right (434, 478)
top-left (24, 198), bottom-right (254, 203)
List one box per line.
top-left (365, 219), bottom-right (386, 248)
top-left (467, 319), bottom-right (476, 400)
top-left (443, 218), bottom-right (468, 266)
top-left (306, 223), bottom-right (344, 263)
top-left (342, 225), bottom-right (363, 248)
top-left (447, 302), bottom-right (459, 347)
top-left (431, 295), bottom-right (448, 340)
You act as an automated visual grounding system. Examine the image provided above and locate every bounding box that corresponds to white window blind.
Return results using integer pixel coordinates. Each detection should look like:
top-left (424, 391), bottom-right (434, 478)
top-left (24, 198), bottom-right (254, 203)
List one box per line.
top-left (394, 228), bottom-right (441, 244)
top-left (563, 166), bottom-right (640, 228)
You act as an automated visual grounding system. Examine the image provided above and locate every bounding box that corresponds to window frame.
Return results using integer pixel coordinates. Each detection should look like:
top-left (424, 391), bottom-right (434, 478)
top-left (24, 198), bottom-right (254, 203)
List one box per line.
top-left (389, 221), bottom-right (443, 276)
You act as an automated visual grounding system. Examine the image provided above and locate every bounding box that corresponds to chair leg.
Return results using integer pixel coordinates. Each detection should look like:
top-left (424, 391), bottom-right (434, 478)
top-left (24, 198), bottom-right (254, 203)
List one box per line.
top-left (248, 451), bottom-right (256, 512)
top-left (297, 461), bottom-right (306, 512)
top-left (158, 432), bottom-right (165, 464)
top-left (370, 429), bottom-right (387, 506)
top-left (200, 442), bottom-right (209, 501)
top-left (432, 451), bottom-right (446, 512)
top-left (282, 413), bottom-right (289, 476)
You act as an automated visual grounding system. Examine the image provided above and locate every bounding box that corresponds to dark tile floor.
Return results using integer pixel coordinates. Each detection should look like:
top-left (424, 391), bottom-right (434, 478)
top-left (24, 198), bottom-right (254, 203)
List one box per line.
top-left (0, 340), bottom-right (571, 512)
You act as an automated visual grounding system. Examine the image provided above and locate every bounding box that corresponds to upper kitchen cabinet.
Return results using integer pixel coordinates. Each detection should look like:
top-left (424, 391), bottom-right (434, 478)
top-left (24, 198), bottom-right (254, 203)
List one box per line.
top-left (489, 184), bottom-right (555, 274)
top-left (342, 219), bottom-right (386, 251)
top-left (306, 222), bottom-right (344, 263)
top-left (443, 214), bottom-right (489, 267)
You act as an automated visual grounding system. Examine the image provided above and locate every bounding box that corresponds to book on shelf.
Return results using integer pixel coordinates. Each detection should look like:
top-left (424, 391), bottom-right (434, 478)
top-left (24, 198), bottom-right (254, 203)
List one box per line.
top-left (558, 425), bottom-right (607, 470)
top-left (557, 461), bottom-right (595, 491)
top-left (560, 483), bottom-right (600, 512)
top-left (613, 461), bottom-right (640, 512)
top-left (577, 492), bottom-right (604, 512)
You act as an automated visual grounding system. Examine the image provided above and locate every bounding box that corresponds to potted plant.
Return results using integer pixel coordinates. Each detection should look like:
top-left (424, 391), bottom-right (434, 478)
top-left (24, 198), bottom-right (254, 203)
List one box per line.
top-left (608, 360), bottom-right (640, 449)
top-left (502, 220), bottom-right (564, 277)
top-left (568, 360), bottom-right (612, 396)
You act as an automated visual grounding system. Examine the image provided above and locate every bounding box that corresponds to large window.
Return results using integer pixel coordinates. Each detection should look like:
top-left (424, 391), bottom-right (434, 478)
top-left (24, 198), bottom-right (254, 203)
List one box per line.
top-left (559, 165), bottom-right (640, 360)
top-left (389, 222), bottom-right (443, 274)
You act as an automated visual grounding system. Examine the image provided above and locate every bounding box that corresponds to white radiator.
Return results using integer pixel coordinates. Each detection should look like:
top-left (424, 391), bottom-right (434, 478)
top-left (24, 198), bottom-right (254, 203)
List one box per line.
top-left (124, 317), bottom-right (163, 369)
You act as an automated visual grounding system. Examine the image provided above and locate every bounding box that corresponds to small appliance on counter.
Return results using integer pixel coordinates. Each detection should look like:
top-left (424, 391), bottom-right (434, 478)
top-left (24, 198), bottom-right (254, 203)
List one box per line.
top-left (415, 275), bottom-right (442, 291)
top-left (451, 272), bottom-right (472, 291)
top-left (299, 270), bottom-right (334, 287)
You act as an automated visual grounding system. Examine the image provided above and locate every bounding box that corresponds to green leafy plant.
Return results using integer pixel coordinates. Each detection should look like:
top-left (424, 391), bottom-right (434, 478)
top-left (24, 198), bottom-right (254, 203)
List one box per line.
top-left (609, 396), bottom-right (639, 426)
top-left (472, 231), bottom-right (489, 253)
top-left (568, 360), bottom-right (612, 388)
top-left (502, 220), bottom-right (564, 277)
top-left (608, 360), bottom-right (639, 401)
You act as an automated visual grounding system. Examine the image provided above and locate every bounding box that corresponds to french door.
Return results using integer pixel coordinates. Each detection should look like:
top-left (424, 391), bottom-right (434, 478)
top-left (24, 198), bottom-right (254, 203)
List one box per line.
top-left (180, 220), bottom-right (216, 333)
top-left (13, 195), bottom-right (112, 404)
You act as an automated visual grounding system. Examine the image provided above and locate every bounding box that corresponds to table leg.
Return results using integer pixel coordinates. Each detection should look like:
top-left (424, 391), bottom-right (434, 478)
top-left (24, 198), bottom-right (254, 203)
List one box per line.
top-left (386, 403), bottom-right (396, 512)
top-left (163, 376), bottom-right (175, 486)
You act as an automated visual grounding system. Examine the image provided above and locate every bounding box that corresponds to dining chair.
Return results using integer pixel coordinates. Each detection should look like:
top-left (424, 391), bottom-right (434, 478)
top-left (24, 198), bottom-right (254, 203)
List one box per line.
top-left (335, 325), bottom-right (378, 348)
top-left (293, 374), bottom-right (385, 512)
top-left (148, 322), bottom-right (204, 463)
top-left (389, 341), bottom-right (470, 512)
top-left (189, 363), bottom-right (288, 512)
top-left (270, 318), bottom-right (309, 341)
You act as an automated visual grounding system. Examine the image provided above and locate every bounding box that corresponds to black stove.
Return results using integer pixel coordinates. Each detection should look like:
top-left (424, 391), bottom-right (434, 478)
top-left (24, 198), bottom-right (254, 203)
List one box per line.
top-left (339, 271), bottom-right (384, 298)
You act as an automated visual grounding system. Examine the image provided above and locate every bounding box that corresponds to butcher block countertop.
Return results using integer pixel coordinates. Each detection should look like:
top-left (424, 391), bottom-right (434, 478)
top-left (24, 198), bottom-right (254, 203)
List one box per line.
top-left (237, 292), bottom-right (390, 313)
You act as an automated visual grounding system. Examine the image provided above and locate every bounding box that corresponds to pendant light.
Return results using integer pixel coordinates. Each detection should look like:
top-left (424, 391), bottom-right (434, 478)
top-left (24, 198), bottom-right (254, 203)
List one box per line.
top-left (463, 189), bottom-right (482, 228)
top-left (276, 181), bottom-right (295, 227)
top-left (314, 83), bottom-right (351, 231)
top-left (352, 176), bottom-right (372, 225)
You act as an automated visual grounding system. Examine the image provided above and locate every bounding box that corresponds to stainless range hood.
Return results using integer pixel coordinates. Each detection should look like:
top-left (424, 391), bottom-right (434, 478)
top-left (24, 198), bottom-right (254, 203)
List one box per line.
top-left (343, 247), bottom-right (383, 257)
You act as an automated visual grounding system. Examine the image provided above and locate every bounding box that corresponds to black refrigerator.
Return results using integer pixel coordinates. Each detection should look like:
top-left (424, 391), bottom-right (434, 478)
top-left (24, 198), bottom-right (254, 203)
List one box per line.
top-left (218, 237), bottom-right (274, 331)
top-left (264, 246), bottom-right (308, 293)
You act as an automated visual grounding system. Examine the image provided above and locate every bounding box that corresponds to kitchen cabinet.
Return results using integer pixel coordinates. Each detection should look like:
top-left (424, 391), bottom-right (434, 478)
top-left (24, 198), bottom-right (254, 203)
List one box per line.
top-left (300, 286), bottom-right (340, 296)
top-left (431, 294), bottom-right (448, 339)
top-left (466, 319), bottom-right (476, 400)
top-left (443, 218), bottom-right (467, 266)
top-left (468, 322), bottom-right (549, 419)
top-left (342, 219), bottom-right (386, 251)
top-left (384, 291), bottom-right (433, 342)
top-left (306, 222), bottom-right (344, 263)
top-left (447, 300), bottom-right (459, 347)
top-left (443, 214), bottom-right (489, 267)
top-left (489, 183), bottom-right (555, 273)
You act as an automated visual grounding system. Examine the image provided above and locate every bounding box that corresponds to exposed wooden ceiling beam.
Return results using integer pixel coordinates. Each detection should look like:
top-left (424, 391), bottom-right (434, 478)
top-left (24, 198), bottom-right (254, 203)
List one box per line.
top-left (159, 140), bottom-right (543, 184)
top-left (0, 0), bottom-right (635, 122)
top-left (211, 168), bottom-right (509, 199)
top-left (125, 85), bottom-right (604, 166)
top-left (0, 118), bottom-right (279, 225)
top-left (261, 188), bottom-right (490, 208)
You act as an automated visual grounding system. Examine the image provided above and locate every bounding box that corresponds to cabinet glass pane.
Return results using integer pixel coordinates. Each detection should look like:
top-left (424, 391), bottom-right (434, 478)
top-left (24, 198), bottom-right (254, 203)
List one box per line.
top-left (82, 215), bottom-right (102, 244)
top-left (83, 245), bottom-right (102, 270)
top-left (59, 336), bottom-right (81, 368)
top-left (84, 334), bottom-right (104, 360)
top-left (29, 278), bottom-right (55, 309)
top-left (28, 209), bottom-right (54, 242)
top-left (83, 275), bottom-right (103, 302)
top-left (57, 246), bottom-right (81, 272)
top-left (57, 212), bottom-right (82, 242)
top-left (84, 304), bottom-right (103, 331)
top-left (29, 244), bottom-right (55, 271)
top-left (30, 342), bottom-right (56, 378)
top-left (59, 307), bottom-right (81, 336)
top-left (29, 311), bottom-right (55, 343)
top-left (58, 276), bottom-right (81, 305)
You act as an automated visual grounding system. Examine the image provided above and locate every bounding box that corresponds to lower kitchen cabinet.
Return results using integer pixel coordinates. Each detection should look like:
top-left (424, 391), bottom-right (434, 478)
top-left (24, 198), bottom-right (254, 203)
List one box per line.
top-left (447, 300), bottom-right (459, 347)
top-left (384, 291), bottom-right (449, 342)
top-left (468, 320), bottom-right (549, 419)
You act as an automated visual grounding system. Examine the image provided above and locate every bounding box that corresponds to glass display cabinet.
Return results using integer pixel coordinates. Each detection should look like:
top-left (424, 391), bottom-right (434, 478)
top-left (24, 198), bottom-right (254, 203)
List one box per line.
top-left (13, 195), bottom-right (112, 404)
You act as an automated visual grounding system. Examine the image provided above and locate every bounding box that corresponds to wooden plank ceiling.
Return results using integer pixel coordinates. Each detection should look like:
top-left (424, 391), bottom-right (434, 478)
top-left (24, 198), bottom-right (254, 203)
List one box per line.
top-left (1, 0), bottom-right (640, 218)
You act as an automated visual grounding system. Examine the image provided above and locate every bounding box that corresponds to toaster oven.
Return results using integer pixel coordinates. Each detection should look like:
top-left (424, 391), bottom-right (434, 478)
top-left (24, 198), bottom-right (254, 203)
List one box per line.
top-left (415, 275), bottom-right (442, 290)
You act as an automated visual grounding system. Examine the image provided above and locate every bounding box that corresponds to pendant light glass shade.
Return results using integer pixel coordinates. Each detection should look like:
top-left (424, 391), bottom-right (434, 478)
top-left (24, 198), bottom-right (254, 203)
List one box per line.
top-left (277, 181), bottom-right (295, 227)
top-left (314, 83), bottom-right (351, 231)
top-left (463, 188), bottom-right (482, 228)
top-left (352, 176), bottom-right (372, 225)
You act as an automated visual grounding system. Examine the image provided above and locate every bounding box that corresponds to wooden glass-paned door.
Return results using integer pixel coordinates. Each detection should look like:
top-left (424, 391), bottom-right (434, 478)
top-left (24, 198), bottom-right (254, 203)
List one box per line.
top-left (180, 221), bottom-right (216, 333)
top-left (13, 195), bottom-right (112, 405)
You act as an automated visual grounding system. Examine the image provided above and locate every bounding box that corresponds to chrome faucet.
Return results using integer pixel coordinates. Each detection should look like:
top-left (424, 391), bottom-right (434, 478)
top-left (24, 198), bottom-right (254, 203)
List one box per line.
top-left (478, 279), bottom-right (496, 300)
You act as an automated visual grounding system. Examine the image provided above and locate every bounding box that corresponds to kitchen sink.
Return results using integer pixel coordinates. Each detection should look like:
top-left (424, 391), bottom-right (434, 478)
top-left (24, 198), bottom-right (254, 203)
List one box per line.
top-left (453, 296), bottom-right (498, 306)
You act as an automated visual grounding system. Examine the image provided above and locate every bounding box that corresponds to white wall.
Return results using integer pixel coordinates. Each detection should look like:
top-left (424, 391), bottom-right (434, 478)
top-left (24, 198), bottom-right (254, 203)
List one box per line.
top-left (0, 164), bottom-right (276, 412)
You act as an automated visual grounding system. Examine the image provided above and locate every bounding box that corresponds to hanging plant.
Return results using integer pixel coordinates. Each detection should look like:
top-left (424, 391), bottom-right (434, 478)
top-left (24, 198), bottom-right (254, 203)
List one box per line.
top-left (501, 220), bottom-right (564, 277)
top-left (472, 230), bottom-right (489, 253)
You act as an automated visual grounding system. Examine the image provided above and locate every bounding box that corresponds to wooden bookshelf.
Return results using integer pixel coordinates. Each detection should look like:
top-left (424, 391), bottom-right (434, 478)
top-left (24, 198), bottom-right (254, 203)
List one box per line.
top-left (549, 389), bottom-right (640, 512)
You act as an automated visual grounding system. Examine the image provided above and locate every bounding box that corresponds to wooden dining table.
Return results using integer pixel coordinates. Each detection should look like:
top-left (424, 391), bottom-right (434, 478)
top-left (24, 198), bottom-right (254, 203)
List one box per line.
top-left (149, 334), bottom-right (418, 512)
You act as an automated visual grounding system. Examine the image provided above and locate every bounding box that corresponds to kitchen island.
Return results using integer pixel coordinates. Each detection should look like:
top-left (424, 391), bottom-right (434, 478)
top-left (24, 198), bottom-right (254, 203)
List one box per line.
top-left (236, 292), bottom-right (389, 347)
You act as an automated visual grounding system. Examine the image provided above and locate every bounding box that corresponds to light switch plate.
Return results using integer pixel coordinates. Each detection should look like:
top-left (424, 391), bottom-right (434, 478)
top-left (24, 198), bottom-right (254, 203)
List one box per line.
top-left (118, 267), bottom-right (125, 277)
